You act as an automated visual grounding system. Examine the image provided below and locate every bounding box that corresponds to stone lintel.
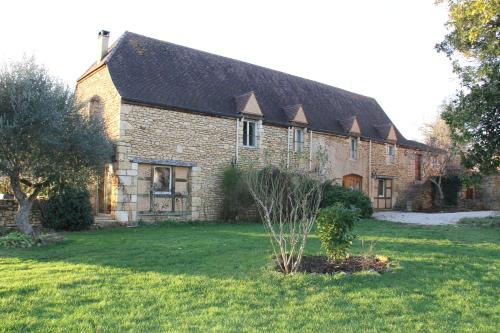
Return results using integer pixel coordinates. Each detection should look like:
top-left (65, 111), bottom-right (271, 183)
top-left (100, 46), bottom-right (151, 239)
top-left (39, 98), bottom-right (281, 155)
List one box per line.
top-left (130, 157), bottom-right (197, 168)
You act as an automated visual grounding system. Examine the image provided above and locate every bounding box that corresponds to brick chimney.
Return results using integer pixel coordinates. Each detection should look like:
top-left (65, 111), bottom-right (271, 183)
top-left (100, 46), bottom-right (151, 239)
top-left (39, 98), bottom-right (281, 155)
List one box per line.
top-left (97, 30), bottom-right (110, 63)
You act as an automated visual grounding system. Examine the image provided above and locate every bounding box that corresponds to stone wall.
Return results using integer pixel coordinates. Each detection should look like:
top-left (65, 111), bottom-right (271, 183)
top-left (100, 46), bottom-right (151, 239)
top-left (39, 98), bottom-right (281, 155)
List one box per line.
top-left (75, 66), bottom-right (123, 219)
top-left (120, 104), bottom-right (236, 220)
top-left (0, 200), bottom-right (41, 229)
top-left (117, 101), bottom-right (424, 221)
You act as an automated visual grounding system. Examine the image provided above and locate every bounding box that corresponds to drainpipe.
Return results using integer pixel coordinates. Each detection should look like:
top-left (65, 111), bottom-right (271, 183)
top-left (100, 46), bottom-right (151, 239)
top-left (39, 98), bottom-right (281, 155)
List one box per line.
top-left (309, 129), bottom-right (313, 171)
top-left (369, 140), bottom-right (372, 199)
top-left (286, 126), bottom-right (291, 168)
top-left (235, 118), bottom-right (239, 163)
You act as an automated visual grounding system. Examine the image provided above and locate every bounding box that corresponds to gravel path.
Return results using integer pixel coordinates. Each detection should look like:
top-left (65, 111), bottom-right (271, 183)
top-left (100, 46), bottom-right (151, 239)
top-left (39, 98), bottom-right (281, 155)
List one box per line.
top-left (373, 210), bottom-right (499, 225)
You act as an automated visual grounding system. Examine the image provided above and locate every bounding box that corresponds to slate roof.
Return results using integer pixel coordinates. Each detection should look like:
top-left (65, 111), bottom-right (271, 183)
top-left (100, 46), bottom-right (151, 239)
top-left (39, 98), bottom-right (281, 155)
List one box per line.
top-left (79, 31), bottom-right (425, 149)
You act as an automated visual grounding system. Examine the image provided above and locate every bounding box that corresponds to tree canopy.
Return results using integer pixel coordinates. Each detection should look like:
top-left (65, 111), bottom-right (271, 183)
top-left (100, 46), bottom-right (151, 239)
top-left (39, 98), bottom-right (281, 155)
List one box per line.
top-left (0, 58), bottom-right (113, 236)
top-left (436, 0), bottom-right (499, 173)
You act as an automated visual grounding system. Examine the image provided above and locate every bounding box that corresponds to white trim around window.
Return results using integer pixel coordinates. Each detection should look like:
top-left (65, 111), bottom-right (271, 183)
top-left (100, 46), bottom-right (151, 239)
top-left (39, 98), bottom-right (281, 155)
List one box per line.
top-left (387, 144), bottom-right (396, 164)
top-left (242, 119), bottom-right (259, 148)
top-left (153, 166), bottom-right (172, 194)
top-left (294, 128), bottom-right (305, 153)
top-left (349, 137), bottom-right (358, 160)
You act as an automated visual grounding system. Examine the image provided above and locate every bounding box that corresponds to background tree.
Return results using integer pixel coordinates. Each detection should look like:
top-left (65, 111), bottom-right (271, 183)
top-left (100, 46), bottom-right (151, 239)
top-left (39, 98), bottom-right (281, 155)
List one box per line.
top-left (0, 58), bottom-right (113, 237)
top-left (421, 117), bottom-right (461, 207)
top-left (436, 0), bottom-right (499, 174)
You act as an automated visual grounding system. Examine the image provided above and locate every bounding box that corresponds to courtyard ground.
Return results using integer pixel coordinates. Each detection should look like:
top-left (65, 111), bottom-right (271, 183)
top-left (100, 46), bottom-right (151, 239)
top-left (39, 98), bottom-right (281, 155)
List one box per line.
top-left (373, 210), bottom-right (499, 225)
top-left (0, 220), bottom-right (499, 332)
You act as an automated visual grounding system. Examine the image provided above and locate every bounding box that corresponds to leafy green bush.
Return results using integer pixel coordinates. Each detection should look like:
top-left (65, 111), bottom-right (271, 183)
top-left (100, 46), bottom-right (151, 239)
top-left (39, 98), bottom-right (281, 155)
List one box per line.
top-left (0, 232), bottom-right (33, 248)
top-left (221, 165), bottom-right (256, 221)
top-left (321, 182), bottom-right (372, 217)
top-left (42, 187), bottom-right (94, 231)
top-left (316, 203), bottom-right (360, 260)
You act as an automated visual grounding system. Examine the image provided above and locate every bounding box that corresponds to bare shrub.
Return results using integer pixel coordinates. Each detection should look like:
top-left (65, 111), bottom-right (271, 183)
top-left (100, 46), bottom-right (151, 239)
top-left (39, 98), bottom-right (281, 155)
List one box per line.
top-left (243, 165), bottom-right (324, 274)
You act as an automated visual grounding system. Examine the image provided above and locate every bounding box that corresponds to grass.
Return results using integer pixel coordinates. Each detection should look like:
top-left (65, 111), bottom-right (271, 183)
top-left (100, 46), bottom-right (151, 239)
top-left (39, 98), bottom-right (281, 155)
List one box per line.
top-left (0, 220), bottom-right (499, 332)
top-left (458, 215), bottom-right (500, 228)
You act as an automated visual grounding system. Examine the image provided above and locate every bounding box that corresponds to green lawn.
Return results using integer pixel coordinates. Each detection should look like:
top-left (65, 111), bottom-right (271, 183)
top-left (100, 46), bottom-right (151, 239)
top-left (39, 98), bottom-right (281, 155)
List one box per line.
top-left (0, 220), bottom-right (499, 332)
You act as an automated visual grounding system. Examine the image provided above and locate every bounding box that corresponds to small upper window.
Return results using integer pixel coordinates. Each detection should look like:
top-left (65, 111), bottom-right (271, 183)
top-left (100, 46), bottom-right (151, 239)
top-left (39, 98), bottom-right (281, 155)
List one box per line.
top-left (294, 128), bottom-right (305, 153)
top-left (153, 166), bottom-right (172, 194)
top-left (89, 97), bottom-right (103, 119)
top-left (387, 145), bottom-right (396, 164)
top-left (350, 137), bottom-right (358, 160)
top-left (378, 179), bottom-right (385, 197)
top-left (243, 120), bottom-right (258, 148)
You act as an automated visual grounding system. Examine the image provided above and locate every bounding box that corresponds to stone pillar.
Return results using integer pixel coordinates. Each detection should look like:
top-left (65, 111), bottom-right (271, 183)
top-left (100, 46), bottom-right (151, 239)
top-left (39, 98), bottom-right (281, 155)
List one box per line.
top-left (113, 141), bottom-right (138, 223)
top-left (190, 166), bottom-right (202, 219)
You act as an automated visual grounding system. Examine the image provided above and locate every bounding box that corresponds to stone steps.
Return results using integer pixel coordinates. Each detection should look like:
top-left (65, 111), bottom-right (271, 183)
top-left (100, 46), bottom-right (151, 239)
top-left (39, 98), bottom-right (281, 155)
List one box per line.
top-left (93, 214), bottom-right (122, 228)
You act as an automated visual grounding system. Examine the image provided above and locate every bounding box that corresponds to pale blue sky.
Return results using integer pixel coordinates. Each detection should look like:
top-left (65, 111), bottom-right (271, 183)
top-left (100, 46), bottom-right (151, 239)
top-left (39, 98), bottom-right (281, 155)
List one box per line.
top-left (0, 0), bottom-right (458, 141)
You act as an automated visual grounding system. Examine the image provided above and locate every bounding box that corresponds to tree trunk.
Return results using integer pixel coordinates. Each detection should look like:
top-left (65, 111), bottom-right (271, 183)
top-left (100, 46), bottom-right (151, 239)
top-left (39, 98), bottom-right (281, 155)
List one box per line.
top-left (15, 199), bottom-right (35, 237)
top-left (436, 185), bottom-right (445, 210)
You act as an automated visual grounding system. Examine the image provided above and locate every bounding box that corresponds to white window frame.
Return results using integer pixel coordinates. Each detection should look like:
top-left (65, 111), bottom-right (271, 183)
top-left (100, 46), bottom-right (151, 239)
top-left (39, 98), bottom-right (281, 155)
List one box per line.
top-left (153, 166), bottom-right (172, 195)
top-left (350, 137), bottom-right (358, 160)
top-left (377, 179), bottom-right (385, 197)
top-left (242, 119), bottom-right (259, 148)
top-left (294, 128), bottom-right (305, 153)
top-left (387, 144), bottom-right (396, 164)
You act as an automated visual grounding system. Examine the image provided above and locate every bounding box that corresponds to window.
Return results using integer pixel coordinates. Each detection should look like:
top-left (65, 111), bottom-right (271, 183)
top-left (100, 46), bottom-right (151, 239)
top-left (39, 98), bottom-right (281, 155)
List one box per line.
top-left (89, 97), bottom-right (103, 119)
top-left (377, 179), bottom-right (385, 197)
top-left (153, 166), bottom-right (172, 194)
top-left (387, 145), bottom-right (396, 164)
top-left (350, 137), bottom-right (358, 160)
top-left (243, 120), bottom-right (258, 148)
top-left (294, 128), bottom-right (305, 152)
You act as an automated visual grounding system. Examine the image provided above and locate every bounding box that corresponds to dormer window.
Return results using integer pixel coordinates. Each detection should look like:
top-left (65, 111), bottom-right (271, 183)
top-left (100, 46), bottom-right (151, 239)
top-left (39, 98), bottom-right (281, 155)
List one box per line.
top-left (294, 128), bottom-right (305, 153)
top-left (387, 144), bottom-right (396, 164)
top-left (350, 137), bottom-right (358, 160)
top-left (243, 120), bottom-right (258, 148)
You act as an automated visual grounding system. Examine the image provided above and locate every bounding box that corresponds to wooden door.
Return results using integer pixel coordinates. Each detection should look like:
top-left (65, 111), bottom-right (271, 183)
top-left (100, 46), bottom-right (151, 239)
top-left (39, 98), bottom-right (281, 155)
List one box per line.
top-left (373, 178), bottom-right (393, 209)
top-left (415, 154), bottom-right (422, 181)
top-left (343, 174), bottom-right (362, 191)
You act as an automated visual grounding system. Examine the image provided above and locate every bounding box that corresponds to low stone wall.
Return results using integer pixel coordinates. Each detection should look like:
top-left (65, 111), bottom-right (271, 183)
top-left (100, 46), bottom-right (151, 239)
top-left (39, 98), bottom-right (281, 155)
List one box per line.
top-left (0, 199), bottom-right (41, 229)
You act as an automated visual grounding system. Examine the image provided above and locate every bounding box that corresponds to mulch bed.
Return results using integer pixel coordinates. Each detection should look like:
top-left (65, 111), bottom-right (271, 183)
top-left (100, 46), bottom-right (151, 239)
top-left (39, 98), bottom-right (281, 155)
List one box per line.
top-left (276, 255), bottom-right (391, 274)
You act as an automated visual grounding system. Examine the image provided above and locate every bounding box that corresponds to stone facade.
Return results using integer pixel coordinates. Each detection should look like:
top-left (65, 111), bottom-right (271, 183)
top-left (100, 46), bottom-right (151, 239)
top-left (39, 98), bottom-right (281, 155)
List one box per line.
top-left (75, 65), bottom-right (431, 223)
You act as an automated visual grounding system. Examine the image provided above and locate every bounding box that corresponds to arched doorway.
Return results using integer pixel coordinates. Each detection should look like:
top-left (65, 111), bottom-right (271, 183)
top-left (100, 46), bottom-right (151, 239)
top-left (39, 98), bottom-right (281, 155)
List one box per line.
top-left (343, 174), bottom-right (363, 191)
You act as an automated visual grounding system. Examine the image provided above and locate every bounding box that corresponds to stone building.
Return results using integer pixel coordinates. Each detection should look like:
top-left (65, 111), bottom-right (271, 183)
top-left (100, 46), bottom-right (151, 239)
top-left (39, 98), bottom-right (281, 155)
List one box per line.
top-left (76, 31), bottom-right (432, 223)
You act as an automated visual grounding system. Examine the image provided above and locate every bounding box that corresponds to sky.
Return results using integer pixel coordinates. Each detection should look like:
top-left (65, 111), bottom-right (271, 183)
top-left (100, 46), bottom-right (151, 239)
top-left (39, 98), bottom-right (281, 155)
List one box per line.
top-left (0, 0), bottom-right (459, 141)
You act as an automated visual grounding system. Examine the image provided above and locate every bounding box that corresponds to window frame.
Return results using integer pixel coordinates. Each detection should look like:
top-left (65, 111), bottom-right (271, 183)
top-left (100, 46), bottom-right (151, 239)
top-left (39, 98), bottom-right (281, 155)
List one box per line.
top-left (350, 137), bottom-right (358, 160)
top-left (377, 179), bottom-right (385, 197)
top-left (387, 144), bottom-right (396, 164)
top-left (294, 128), bottom-right (305, 153)
top-left (242, 120), bottom-right (258, 148)
top-left (153, 166), bottom-right (172, 195)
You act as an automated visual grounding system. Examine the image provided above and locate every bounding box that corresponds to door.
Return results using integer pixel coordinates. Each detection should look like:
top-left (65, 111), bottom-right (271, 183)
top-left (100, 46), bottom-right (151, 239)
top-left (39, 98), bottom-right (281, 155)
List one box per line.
top-left (373, 178), bottom-right (393, 209)
top-left (415, 154), bottom-right (422, 181)
top-left (343, 174), bottom-right (363, 191)
top-left (98, 164), bottom-right (112, 214)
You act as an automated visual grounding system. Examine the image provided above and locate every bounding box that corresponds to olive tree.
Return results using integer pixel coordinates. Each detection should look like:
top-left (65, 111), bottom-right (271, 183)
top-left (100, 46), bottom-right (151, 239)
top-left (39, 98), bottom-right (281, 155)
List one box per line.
top-left (0, 58), bottom-right (113, 237)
